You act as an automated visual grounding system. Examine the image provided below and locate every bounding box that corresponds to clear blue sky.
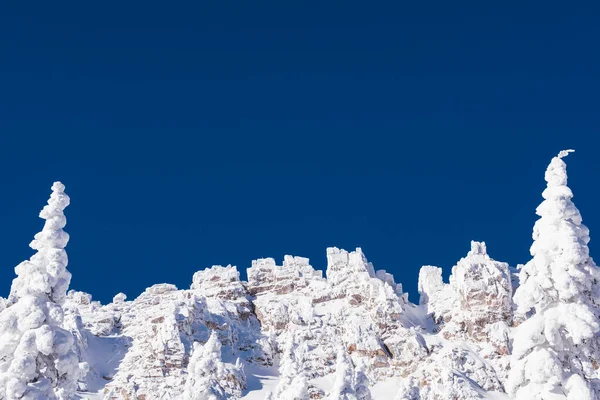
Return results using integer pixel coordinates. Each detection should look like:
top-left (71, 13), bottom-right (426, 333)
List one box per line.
top-left (1, 2), bottom-right (599, 304)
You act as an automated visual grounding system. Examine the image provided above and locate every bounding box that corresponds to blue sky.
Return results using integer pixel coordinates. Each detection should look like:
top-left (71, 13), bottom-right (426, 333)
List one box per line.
top-left (0, 2), bottom-right (599, 304)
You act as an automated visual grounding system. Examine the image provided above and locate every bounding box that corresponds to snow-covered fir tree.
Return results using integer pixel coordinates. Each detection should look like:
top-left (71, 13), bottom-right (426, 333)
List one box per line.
top-left (323, 348), bottom-right (373, 400)
top-left (326, 348), bottom-right (357, 400)
top-left (354, 362), bottom-right (372, 400)
top-left (183, 331), bottom-right (246, 400)
top-left (0, 182), bottom-right (87, 400)
top-left (508, 150), bottom-right (600, 399)
top-left (394, 377), bottom-right (420, 400)
top-left (269, 333), bottom-right (309, 400)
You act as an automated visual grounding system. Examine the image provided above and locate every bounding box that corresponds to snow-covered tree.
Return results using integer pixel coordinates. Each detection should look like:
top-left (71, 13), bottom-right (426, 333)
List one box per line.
top-left (0, 182), bottom-right (87, 399)
top-left (323, 348), bottom-right (373, 400)
top-left (183, 331), bottom-right (246, 400)
top-left (508, 150), bottom-right (600, 399)
top-left (327, 348), bottom-right (357, 400)
top-left (394, 377), bottom-right (420, 400)
top-left (354, 362), bottom-right (372, 400)
top-left (269, 333), bottom-right (309, 400)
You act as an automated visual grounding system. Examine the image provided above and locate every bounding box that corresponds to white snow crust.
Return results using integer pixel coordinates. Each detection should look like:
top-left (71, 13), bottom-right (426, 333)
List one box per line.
top-left (2, 151), bottom-right (600, 399)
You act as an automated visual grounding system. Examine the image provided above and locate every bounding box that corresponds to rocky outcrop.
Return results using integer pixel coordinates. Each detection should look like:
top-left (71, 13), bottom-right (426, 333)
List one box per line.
top-left (248, 248), bottom-right (429, 396)
top-left (449, 241), bottom-right (512, 343)
top-left (418, 242), bottom-right (512, 343)
top-left (61, 245), bottom-right (515, 399)
top-left (246, 256), bottom-right (323, 296)
top-left (68, 266), bottom-right (265, 399)
top-left (416, 242), bottom-right (513, 393)
top-left (418, 266), bottom-right (456, 326)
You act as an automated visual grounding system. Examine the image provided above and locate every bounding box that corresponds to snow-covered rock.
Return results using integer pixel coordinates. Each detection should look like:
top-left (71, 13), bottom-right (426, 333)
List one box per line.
top-left (247, 256), bottom-right (323, 296)
top-left (446, 242), bottom-right (512, 348)
top-left (92, 271), bottom-right (264, 399)
top-left (418, 266), bottom-right (456, 325)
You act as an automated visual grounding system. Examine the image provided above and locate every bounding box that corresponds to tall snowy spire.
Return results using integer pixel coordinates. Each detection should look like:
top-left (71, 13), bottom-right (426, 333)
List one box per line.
top-left (508, 151), bottom-right (600, 399)
top-left (9, 181), bottom-right (72, 304)
top-left (514, 149), bottom-right (597, 312)
top-left (0, 182), bottom-right (86, 400)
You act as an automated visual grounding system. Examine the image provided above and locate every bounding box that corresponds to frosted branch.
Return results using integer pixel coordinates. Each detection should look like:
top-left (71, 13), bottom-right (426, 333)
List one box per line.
top-left (557, 149), bottom-right (575, 159)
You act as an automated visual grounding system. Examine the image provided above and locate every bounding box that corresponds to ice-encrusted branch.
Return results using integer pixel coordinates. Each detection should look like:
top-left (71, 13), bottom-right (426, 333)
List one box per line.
top-left (557, 149), bottom-right (575, 159)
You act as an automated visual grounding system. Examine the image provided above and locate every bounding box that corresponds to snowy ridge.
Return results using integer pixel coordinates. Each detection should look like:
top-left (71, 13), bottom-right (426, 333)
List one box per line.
top-left (1, 150), bottom-right (599, 399)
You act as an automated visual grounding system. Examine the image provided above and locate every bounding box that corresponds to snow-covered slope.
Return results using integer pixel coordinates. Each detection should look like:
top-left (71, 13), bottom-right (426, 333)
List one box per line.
top-left (1, 150), bottom-right (599, 400)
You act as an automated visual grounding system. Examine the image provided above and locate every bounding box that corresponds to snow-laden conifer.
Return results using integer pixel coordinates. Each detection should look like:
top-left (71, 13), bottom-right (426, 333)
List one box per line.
top-left (325, 348), bottom-right (373, 400)
top-left (0, 182), bottom-right (87, 399)
top-left (354, 362), bottom-right (372, 400)
top-left (508, 150), bottom-right (600, 399)
top-left (269, 333), bottom-right (309, 400)
top-left (326, 348), bottom-right (357, 400)
top-left (183, 331), bottom-right (246, 400)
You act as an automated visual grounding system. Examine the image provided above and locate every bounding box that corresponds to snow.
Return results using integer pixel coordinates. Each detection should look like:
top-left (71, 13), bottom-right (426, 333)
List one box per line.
top-left (1, 151), bottom-right (600, 399)
top-left (509, 150), bottom-right (600, 399)
top-left (183, 331), bottom-right (246, 399)
top-left (0, 182), bottom-right (87, 400)
top-left (240, 364), bottom-right (279, 400)
top-left (417, 265), bottom-right (456, 326)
